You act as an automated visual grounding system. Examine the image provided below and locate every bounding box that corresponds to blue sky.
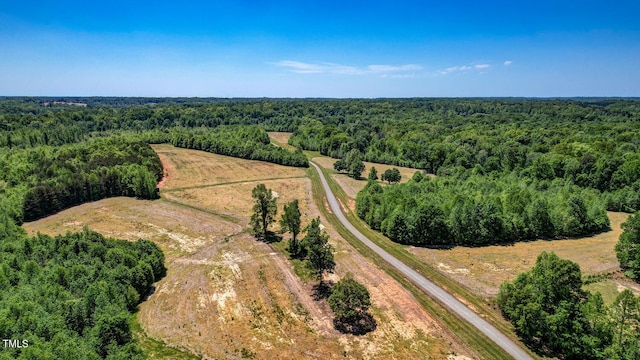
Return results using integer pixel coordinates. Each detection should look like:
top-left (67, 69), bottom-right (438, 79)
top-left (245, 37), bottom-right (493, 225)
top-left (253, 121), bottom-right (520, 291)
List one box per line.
top-left (1, 1), bottom-right (639, 97)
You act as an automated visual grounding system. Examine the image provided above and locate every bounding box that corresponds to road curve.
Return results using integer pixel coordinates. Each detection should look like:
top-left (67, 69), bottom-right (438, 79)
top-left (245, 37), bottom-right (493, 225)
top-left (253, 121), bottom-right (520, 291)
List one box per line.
top-left (310, 162), bottom-right (532, 360)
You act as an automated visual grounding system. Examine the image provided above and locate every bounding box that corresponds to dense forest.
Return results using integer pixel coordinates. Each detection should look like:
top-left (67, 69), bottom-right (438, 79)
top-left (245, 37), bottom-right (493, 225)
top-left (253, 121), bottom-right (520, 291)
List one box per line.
top-left (0, 222), bottom-right (165, 359)
top-left (356, 173), bottom-right (609, 246)
top-left (0, 137), bottom-right (163, 223)
top-left (292, 98), bottom-right (640, 245)
top-left (2, 97), bottom-right (639, 245)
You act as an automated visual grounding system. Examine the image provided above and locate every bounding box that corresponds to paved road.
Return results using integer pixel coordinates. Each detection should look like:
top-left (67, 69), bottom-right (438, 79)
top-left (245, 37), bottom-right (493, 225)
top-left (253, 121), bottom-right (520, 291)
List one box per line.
top-left (310, 162), bottom-right (532, 360)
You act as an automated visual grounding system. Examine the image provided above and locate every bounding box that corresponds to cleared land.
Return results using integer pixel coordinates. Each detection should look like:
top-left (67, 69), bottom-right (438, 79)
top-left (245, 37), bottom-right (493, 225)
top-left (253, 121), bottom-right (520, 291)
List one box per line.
top-left (155, 143), bottom-right (306, 191)
top-left (313, 155), bottom-right (431, 199)
top-left (24, 144), bottom-right (467, 359)
top-left (316, 150), bottom-right (640, 305)
top-left (408, 212), bottom-right (640, 302)
top-left (267, 131), bottom-right (297, 151)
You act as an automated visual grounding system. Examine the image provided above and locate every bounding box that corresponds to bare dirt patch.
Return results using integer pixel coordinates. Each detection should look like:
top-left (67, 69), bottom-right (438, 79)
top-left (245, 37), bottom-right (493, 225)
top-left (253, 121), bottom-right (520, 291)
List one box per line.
top-left (409, 211), bottom-right (632, 299)
top-left (140, 232), bottom-right (350, 359)
top-left (24, 146), bottom-right (468, 359)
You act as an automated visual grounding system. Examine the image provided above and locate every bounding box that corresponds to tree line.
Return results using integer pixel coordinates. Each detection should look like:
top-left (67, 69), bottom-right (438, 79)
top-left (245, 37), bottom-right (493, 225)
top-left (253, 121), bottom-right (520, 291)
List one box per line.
top-left (356, 171), bottom-right (609, 246)
top-left (141, 127), bottom-right (308, 167)
top-left (0, 137), bottom-right (162, 223)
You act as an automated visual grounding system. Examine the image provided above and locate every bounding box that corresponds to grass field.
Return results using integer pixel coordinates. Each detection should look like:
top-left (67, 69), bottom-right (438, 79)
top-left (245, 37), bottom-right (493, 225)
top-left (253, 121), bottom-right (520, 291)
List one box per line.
top-left (23, 144), bottom-right (466, 360)
top-left (314, 158), bottom-right (639, 305)
top-left (312, 155), bottom-right (432, 199)
top-left (409, 212), bottom-right (640, 302)
top-left (267, 131), bottom-right (297, 151)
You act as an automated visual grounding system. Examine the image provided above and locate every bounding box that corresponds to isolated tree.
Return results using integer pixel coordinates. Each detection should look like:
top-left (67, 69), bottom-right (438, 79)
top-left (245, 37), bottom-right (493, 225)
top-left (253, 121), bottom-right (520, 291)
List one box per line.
top-left (348, 159), bottom-right (365, 179)
top-left (368, 166), bottom-right (378, 181)
top-left (280, 199), bottom-right (302, 257)
top-left (250, 183), bottom-right (277, 240)
top-left (381, 168), bottom-right (401, 184)
top-left (303, 217), bottom-right (335, 283)
top-left (333, 149), bottom-right (365, 179)
top-left (328, 273), bottom-right (371, 322)
top-left (333, 159), bottom-right (347, 172)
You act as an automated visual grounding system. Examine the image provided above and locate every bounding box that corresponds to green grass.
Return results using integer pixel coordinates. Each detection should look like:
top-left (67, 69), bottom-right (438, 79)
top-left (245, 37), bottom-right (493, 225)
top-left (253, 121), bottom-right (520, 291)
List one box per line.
top-left (131, 313), bottom-right (201, 360)
top-left (305, 163), bottom-right (541, 360)
top-left (585, 280), bottom-right (622, 304)
top-left (270, 237), bottom-right (313, 282)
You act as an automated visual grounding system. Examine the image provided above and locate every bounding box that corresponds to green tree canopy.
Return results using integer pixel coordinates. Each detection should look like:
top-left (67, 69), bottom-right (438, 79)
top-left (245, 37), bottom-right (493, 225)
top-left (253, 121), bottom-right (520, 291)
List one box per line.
top-left (302, 217), bottom-right (335, 283)
top-left (280, 199), bottom-right (303, 257)
top-left (616, 211), bottom-right (640, 280)
top-left (381, 168), bottom-right (401, 184)
top-left (498, 252), bottom-right (615, 359)
top-left (368, 166), bottom-right (378, 181)
top-left (328, 273), bottom-right (371, 323)
top-left (334, 149), bottom-right (365, 179)
top-left (250, 183), bottom-right (277, 240)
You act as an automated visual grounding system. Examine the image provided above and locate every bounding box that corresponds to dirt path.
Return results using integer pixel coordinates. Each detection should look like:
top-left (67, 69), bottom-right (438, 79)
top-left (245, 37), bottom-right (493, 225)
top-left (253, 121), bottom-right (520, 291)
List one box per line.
top-left (25, 145), bottom-right (468, 359)
top-left (269, 251), bottom-right (336, 335)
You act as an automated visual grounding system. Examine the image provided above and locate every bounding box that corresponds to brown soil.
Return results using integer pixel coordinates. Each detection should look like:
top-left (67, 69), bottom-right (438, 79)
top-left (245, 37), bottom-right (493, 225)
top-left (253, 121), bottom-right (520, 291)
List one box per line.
top-left (23, 145), bottom-right (468, 359)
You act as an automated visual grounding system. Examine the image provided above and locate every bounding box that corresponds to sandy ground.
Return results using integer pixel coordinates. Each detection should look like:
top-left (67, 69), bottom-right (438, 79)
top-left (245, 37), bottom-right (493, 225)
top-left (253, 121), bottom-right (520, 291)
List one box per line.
top-left (24, 145), bottom-right (468, 359)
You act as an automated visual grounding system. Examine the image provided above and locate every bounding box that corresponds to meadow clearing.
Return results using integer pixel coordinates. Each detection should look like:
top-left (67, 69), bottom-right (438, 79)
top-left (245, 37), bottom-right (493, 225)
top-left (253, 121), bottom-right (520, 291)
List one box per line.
top-left (312, 156), bottom-right (431, 201)
top-left (408, 211), bottom-right (640, 302)
top-left (24, 143), bottom-right (469, 359)
top-left (305, 127), bottom-right (640, 305)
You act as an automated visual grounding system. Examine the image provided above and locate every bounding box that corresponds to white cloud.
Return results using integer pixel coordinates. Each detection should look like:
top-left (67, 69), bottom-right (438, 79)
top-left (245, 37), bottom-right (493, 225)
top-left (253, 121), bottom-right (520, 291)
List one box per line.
top-left (272, 60), bottom-right (328, 74)
top-left (436, 63), bottom-right (491, 75)
top-left (367, 64), bottom-right (422, 73)
top-left (272, 60), bottom-right (422, 76)
top-left (438, 65), bottom-right (472, 75)
top-left (504, 60), bottom-right (512, 66)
